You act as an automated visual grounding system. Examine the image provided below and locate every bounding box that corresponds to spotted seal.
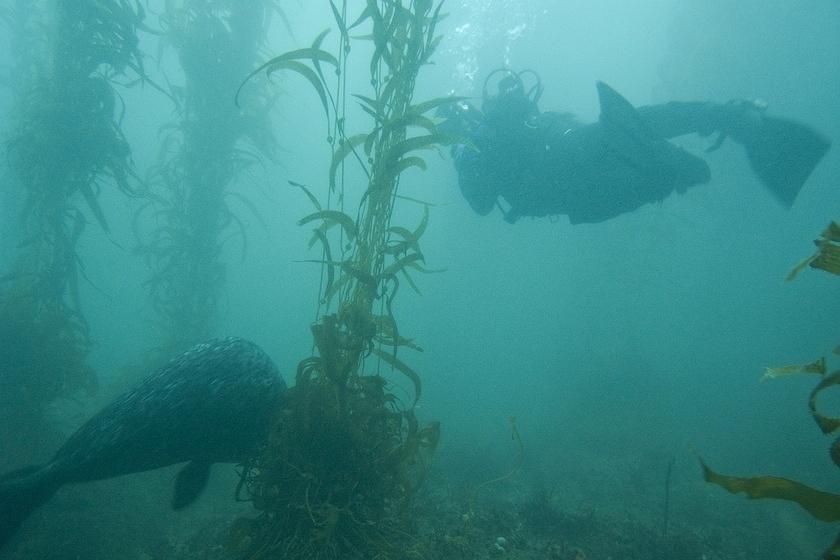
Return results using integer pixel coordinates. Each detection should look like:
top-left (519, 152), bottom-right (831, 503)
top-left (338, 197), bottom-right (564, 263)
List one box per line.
top-left (0, 337), bottom-right (285, 549)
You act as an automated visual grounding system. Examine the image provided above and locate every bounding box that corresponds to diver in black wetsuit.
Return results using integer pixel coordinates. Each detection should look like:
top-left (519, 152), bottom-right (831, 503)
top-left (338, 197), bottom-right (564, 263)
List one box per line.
top-left (440, 69), bottom-right (831, 224)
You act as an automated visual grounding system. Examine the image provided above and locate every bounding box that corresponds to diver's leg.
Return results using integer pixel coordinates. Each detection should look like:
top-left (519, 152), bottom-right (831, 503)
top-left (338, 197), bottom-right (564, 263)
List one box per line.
top-left (635, 101), bottom-right (744, 139)
top-left (638, 100), bottom-right (830, 206)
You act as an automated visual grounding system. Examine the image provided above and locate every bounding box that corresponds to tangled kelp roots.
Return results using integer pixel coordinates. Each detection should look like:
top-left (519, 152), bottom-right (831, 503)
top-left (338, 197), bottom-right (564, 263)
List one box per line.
top-left (234, 357), bottom-right (438, 559)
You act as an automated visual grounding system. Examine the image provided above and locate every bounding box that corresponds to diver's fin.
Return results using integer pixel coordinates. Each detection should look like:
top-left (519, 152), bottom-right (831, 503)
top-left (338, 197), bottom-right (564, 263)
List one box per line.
top-left (597, 81), bottom-right (660, 167)
top-left (0, 464), bottom-right (62, 550)
top-left (741, 116), bottom-right (830, 207)
top-left (172, 461), bottom-right (212, 510)
top-left (597, 81), bottom-right (711, 185)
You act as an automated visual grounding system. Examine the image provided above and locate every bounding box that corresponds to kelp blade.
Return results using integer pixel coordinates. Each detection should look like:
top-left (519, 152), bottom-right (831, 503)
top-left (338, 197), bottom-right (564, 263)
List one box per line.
top-left (762, 357), bottom-right (827, 381)
top-left (809, 370), bottom-right (840, 435)
top-left (701, 459), bottom-right (840, 522)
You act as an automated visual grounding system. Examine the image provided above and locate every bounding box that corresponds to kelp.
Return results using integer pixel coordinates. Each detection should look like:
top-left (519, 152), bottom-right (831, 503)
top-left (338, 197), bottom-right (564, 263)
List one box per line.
top-left (138, 0), bottom-right (279, 354)
top-left (787, 221), bottom-right (840, 281)
top-left (705, 221), bottom-right (840, 559)
top-left (1, 0), bottom-right (144, 460)
top-left (701, 460), bottom-right (840, 523)
top-left (237, 2), bottom-right (448, 558)
top-left (761, 357), bottom-right (827, 381)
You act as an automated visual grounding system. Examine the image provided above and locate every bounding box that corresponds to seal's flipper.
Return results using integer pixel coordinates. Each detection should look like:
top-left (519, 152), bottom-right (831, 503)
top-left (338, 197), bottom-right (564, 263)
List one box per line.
top-left (0, 465), bottom-right (62, 550)
top-left (742, 116), bottom-right (830, 207)
top-left (596, 81), bottom-right (711, 186)
top-left (172, 461), bottom-right (212, 510)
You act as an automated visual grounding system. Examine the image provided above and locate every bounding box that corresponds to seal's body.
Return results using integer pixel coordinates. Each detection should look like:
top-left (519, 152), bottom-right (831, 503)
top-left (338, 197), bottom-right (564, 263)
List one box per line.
top-left (0, 337), bottom-right (285, 549)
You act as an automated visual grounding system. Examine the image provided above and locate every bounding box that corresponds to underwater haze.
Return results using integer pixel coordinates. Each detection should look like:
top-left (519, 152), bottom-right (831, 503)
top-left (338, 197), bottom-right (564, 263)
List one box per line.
top-left (1, 0), bottom-right (839, 559)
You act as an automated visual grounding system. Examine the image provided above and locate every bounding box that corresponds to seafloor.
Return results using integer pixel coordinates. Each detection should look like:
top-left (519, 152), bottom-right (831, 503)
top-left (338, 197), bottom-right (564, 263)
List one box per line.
top-left (2, 457), bottom-right (833, 560)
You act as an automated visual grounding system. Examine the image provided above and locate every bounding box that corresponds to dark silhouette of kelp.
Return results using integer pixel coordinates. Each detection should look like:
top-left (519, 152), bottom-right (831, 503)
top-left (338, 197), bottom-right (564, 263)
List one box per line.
top-left (137, 1), bottom-right (279, 355)
top-left (0, 0), bottom-right (144, 466)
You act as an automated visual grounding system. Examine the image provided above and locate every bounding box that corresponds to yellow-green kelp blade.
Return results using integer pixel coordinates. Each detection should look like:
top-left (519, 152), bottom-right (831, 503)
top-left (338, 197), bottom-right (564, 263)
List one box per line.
top-left (701, 459), bottom-right (840, 522)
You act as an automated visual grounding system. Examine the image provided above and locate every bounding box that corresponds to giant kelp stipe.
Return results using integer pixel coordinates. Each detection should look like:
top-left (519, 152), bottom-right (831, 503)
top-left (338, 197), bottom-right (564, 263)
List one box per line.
top-left (137, 1), bottom-right (279, 356)
top-left (231, 2), bottom-right (446, 558)
top-left (0, 0), bottom-right (143, 467)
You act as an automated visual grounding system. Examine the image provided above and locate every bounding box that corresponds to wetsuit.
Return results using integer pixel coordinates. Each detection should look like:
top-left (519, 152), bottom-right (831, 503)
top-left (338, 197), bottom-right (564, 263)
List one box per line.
top-left (445, 80), bottom-right (829, 224)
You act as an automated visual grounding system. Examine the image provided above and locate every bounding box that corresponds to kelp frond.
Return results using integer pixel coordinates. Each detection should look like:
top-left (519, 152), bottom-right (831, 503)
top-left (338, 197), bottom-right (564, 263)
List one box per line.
top-left (787, 221), bottom-right (840, 281)
top-left (707, 219), bottom-right (840, 559)
top-left (701, 459), bottom-right (840, 522)
top-left (762, 357), bottom-right (827, 381)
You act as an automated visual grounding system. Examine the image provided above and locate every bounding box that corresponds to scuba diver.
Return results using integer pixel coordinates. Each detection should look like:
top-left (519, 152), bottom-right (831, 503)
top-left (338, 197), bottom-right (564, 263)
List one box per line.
top-left (440, 69), bottom-right (831, 224)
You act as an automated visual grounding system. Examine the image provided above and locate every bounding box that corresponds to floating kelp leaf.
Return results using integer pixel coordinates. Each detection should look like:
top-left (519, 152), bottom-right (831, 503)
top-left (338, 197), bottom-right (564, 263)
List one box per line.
top-left (310, 228), bottom-right (335, 297)
top-left (384, 156), bottom-right (428, 182)
top-left (247, 59), bottom-right (330, 121)
top-left (401, 268), bottom-right (422, 295)
top-left (328, 0), bottom-right (349, 47)
top-left (414, 203), bottom-right (430, 239)
top-left (381, 113), bottom-right (438, 137)
top-left (330, 133), bottom-right (368, 191)
top-left (364, 129), bottom-right (378, 157)
top-left (382, 252), bottom-right (424, 278)
top-left (407, 261), bottom-right (447, 274)
top-left (347, 4), bottom-right (373, 30)
top-left (367, 1), bottom-right (388, 76)
top-left (823, 221), bottom-right (840, 242)
top-left (373, 314), bottom-right (423, 351)
top-left (809, 370), bottom-right (840, 435)
top-left (353, 94), bottom-right (383, 123)
top-left (425, 1), bottom-right (446, 49)
top-left (385, 205), bottom-right (429, 256)
top-left (289, 180), bottom-right (322, 211)
top-left (372, 347), bottom-right (421, 406)
top-left (257, 47), bottom-right (340, 72)
top-left (307, 29), bottom-right (333, 89)
top-left (762, 357), bottom-right (827, 381)
top-left (385, 133), bottom-right (459, 164)
top-left (385, 226), bottom-right (418, 255)
top-left (235, 47), bottom-right (337, 113)
top-left (298, 210), bottom-right (357, 240)
top-left (701, 459), bottom-right (840, 522)
top-left (787, 221), bottom-right (840, 280)
top-left (812, 239), bottom-right (840, 276)
top-left (407, 95), bottom-right (468, 118)
top-left (787, 251), bottom-right (819, 281)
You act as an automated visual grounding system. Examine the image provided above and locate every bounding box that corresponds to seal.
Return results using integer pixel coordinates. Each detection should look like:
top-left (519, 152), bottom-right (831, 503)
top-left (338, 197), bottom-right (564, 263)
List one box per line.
top-left (0, 337), bottom-right (285, 549)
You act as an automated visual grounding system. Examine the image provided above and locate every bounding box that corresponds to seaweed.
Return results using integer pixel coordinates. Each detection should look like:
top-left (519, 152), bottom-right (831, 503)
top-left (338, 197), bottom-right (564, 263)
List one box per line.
top-left (235, 2), bottom-right (449, 558)
top-left (0, 0), bottom-right (144, 464)
top-left (703, 221), bottom-right (840, 559)
top-left (137, 0), bottom-right (279, 354)
top-left (787, 221), bottom-right (840, 281)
